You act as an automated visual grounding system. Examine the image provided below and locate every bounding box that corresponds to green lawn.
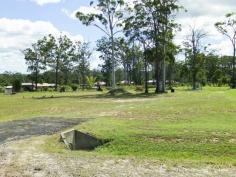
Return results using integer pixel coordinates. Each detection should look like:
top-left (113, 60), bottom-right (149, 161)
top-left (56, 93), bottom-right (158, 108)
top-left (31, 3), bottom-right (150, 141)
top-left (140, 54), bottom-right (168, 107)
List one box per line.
top-left (1, 87), bottom-right (236, 166)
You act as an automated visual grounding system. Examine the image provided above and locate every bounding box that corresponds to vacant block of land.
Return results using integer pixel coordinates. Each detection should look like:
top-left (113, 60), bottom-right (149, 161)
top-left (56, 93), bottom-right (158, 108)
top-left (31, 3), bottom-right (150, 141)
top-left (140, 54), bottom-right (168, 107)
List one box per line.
top-left (0, 87), bottom-right (235, 176)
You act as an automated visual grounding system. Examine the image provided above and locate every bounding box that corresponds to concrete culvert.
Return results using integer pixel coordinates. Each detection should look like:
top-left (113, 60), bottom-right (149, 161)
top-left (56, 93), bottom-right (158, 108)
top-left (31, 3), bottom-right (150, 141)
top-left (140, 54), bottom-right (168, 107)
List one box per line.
top-left (60, 129), bottom-right (109, 150)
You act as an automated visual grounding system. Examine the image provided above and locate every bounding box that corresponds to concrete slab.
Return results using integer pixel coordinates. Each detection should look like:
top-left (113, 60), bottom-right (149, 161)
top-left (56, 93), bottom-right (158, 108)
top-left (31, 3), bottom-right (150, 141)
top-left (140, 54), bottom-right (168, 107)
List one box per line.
top-left (60, 129), bottom-right (103, 150)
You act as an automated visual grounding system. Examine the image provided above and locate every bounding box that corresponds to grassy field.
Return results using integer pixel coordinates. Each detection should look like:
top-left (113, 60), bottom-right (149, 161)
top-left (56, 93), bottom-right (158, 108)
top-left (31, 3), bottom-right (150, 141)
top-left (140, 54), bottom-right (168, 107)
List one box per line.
top-left (0, 87), bottom-right (236, 166)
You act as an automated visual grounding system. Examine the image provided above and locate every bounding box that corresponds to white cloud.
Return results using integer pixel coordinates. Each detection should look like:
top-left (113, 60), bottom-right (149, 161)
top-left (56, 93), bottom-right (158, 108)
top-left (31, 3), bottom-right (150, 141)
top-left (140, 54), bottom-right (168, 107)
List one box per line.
top-left (66, 0), bottom-right (236, 57)
top-left (0, 18), bottom-right (84, 73)
top-left (62, 6), bottom-right (101, 20)
top-left (30, 0), bottom-right (61, 6)
top-left (175, 0), bottom-right (236, 56)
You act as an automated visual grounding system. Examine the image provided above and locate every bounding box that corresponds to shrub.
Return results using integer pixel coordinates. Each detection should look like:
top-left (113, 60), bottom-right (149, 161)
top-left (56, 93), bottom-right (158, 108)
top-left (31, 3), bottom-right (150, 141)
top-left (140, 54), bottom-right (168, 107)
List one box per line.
top-left (71, 84), bottom-right (78, 92)
top-left (60, 86), bottom-right (66, 92)
top-left (48, 88), bottom-right (54, 92)
top-left (135, 86), bottom-right (144, 92)
top-left (86, 76), bottom-right (97, 89)
top-left (0, 86), bottom-right (4, 93)
top-left (12, 79), bottom-right (22, 92)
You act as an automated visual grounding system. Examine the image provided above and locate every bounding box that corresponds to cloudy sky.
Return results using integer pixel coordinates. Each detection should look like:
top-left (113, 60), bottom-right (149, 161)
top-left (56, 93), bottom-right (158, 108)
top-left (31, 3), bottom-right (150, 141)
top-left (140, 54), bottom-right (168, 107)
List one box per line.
top-left (0, 0), bottom-right (235, 73)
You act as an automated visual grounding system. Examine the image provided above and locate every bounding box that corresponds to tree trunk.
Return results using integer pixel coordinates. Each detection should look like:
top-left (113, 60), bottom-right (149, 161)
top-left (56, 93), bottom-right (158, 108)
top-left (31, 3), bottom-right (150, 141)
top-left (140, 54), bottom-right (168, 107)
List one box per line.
top-left (35, 69), bottom-right (38, 91)
top-left (35, 55), bottom-right (39, 91)
top-left (162, 11), bottom-right (168, 93)
top-left (154, 29), bottom-right (164, 93)
top-left (111, 35), bottom-right (116, 88)
top-left (55, 57), bottom-right (59, 91)
top-left (192, 49), bottom-right (197, 90)
top-left (143, 43), bottom-right (148, 94)
top-left (232, 45), bottom-right (236, 88)
top-left (82, 71), bottom-right (85, 90)
top-left (168, 64), bottom-right (173, 89)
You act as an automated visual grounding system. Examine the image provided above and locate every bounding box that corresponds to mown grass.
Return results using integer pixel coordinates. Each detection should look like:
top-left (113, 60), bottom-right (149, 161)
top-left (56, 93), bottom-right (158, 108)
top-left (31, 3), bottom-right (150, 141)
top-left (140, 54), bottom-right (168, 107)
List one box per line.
top-left (1, 87), bottom-right (236, 165)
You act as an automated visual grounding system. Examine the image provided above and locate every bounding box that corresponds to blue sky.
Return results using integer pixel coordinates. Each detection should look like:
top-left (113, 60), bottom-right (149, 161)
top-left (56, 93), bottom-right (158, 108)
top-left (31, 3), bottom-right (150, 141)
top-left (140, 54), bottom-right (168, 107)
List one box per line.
top-left (0, 0), bottom-right (102, 41)
top-left (0, 0), bottom-right (236, 73)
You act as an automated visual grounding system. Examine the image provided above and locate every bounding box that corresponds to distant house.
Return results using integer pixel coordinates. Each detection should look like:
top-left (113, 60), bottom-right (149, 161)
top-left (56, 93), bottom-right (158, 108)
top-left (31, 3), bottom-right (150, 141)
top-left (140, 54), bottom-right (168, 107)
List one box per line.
top-left (119, 81), bottom-right (135, 85)
top-left (120, 80), bottom-right (129, 85)
top-left (21, 83), bottom-right (55, 91)
top-left (96, 81), bottom-right (106, 86)
top-left (4, 86), bottom-right (13, 94)
top-left (22, 83), bottom-right (34, 91)
top-left (148, 80), bottom-right (156, 85)
top-left (37, 83), bottom-right (55, 90)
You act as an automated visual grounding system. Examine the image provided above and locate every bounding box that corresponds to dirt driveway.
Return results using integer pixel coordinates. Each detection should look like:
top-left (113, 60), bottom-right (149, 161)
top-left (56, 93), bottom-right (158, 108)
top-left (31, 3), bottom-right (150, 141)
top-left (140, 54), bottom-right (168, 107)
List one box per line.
top-left (0, 118), bottom-right (236, 177)
top-left (0, 117), bottom-right (85, 144)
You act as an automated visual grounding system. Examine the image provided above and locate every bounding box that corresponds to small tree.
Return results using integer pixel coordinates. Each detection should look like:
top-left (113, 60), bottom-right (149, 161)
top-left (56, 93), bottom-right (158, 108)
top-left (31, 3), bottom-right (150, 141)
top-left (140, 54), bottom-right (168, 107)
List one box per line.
top-left (215, 13), bottom-right (236, 88)
top-left (86, 76), bottom-right (97, 89)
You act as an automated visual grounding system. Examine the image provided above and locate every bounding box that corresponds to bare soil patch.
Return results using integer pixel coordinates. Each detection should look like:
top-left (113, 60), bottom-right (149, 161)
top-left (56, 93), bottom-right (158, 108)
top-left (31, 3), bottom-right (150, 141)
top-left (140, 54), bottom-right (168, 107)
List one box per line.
top-left (1, 138), bottom-right (236, 177)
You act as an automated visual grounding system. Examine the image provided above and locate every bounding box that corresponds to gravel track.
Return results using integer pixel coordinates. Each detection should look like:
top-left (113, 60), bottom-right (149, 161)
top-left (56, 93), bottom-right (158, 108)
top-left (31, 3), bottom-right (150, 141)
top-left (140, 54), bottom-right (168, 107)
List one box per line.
top-left (0, 117), bottom-right (86, 144)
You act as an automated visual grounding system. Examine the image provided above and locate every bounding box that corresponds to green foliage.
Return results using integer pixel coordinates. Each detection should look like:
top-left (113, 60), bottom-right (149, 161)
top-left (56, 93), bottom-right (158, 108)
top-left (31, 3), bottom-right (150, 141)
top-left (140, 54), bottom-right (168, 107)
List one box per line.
top-left (59, 86), bottom-right (66, 93)
top-left (86, 76), bottom-right (97, 89)
top-left (135, 86), bottom-right (144, 92)
top-left (71, 84), bottom-right (78, 92)
top-left (12, 79), bottom-right (22, 92)
top-left (76, 0), bottom-right (125, 88)
top-left (215, 12), bottom-right (236, 88)
top-left (74, 42), bottom-right (91, 88)
top-left (0, 86), bottom-right (4, 93)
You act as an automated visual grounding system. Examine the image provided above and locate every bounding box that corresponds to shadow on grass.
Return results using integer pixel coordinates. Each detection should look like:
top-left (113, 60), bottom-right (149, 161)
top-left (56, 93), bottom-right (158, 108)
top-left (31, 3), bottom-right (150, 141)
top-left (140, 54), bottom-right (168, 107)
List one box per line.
top-left (32, 92), bottom-right (162, 100)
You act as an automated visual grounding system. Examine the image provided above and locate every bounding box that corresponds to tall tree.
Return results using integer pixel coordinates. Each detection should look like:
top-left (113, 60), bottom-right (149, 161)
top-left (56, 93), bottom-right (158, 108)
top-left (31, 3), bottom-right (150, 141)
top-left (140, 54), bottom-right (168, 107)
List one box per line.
top-left (97, 37), bottom-right (115, 86)
top-left (215, 13), bottom-right (236, 88)
top-left (44, 35), bottom-right (75, 90)
top-left (74, 42), bottom-right (91, 90)
top-left (124, 8), bottom-right (152, 93)
top-left (24, 39), bottom-right (47, 90)
top-left (76, 0), bottom-right (125, 89)
top-left (116, 38), bottom-right (133, 85)
top-left (184, 27), bottom-right (207, 90)
top-left (124, 0), bottom-right (180, 93)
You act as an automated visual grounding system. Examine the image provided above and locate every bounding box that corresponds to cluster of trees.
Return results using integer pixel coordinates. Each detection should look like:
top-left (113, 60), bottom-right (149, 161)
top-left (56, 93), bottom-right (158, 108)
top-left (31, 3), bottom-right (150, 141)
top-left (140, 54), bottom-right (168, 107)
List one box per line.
top-left (77, 0), bottom-right (180, 93)
top-left (1, 0), bottom-right (235, 94)
top-left (76, 0), bottom-right (236, 93)
top-left (23, 35), bottom-right (91, 90)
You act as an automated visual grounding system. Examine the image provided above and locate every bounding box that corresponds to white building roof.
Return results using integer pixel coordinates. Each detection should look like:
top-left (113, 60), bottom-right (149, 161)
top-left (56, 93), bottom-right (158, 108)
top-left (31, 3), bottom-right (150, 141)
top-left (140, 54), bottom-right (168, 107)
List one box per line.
top-left (5, 86), bottom-right (13, 89)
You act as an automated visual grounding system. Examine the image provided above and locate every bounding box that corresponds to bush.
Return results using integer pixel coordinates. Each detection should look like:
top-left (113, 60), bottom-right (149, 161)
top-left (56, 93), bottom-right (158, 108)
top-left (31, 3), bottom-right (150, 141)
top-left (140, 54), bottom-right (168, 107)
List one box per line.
top-left (71, 84), bottom-right (78, 92)
top-left (0, 86), bottom-right (4, 93)
top-left (60, 86), bottom-right (66, 92)
top-left (135, 86), bottom-right (144, 92)
top-left (86, 76), bottom-right (97, 89)
top-left (48, 88), bottom-right (55, 92)
top-left (12, 79), bottom-right (22, 92)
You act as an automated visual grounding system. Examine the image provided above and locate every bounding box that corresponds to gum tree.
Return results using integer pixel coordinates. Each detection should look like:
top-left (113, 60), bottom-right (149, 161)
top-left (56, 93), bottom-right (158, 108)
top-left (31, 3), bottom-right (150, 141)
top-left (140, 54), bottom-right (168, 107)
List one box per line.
top-left (76, 0), bottom-right (125, 88)
top-left (24, 38), bottom-right (47, 90)
top-left (74, 42), bottom-right (91, 90)
top-left (124, 0), bottom-right (180, 93)
top-left (215, 13), bottom-right (236, 88)
top-left (184, 27), bottom-right (207, 90)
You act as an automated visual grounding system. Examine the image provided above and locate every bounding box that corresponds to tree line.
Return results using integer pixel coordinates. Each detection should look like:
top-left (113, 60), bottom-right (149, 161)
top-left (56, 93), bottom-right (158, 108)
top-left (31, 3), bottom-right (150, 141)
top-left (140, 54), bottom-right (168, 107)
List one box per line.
top-left (0, 0), bottom-right (235, 93)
